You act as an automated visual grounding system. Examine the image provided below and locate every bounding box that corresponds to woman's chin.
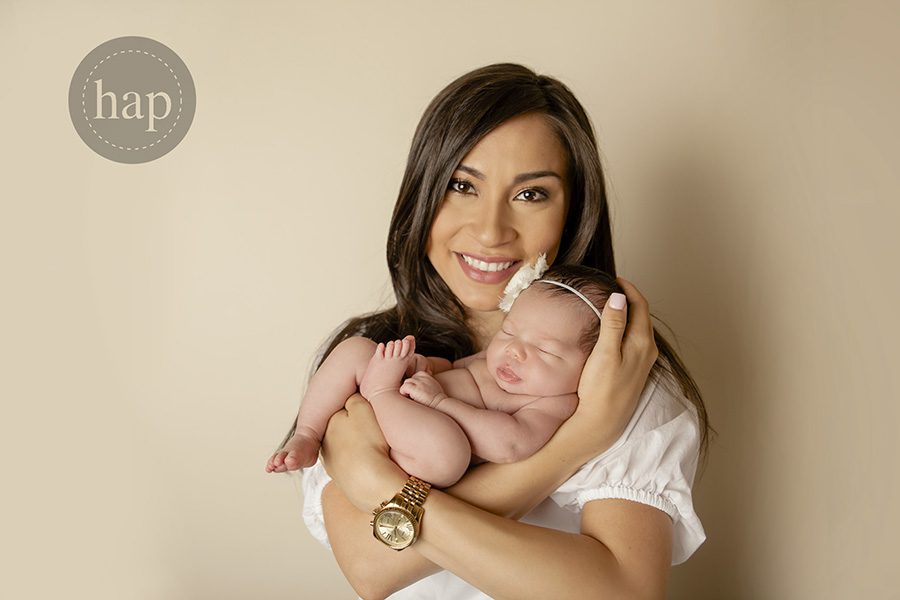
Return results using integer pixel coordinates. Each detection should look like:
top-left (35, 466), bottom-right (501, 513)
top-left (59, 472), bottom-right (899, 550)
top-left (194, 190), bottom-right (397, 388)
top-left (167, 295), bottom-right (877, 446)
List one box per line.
top-left (462, 296), bottom-right (505, 313)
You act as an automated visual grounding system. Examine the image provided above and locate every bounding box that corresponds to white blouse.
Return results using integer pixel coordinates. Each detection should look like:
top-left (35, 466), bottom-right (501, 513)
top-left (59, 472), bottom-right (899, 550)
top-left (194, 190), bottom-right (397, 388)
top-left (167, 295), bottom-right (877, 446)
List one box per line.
top-left (298, 369), bottom-right (707, 599)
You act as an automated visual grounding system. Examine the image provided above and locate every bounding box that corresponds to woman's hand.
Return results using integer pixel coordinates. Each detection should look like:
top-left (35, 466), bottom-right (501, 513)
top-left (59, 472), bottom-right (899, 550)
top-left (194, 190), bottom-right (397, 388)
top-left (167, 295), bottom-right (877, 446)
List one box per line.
top-left (319, 394), bottom-right (408, 512)
top-left (571, 277), bottom-right (659, 456)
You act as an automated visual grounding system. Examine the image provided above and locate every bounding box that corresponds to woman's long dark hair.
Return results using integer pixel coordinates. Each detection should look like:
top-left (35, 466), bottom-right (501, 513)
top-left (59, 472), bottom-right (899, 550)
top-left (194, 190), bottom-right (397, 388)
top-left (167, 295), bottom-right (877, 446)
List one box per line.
top-left (278, 63), bottom-right (713, 465)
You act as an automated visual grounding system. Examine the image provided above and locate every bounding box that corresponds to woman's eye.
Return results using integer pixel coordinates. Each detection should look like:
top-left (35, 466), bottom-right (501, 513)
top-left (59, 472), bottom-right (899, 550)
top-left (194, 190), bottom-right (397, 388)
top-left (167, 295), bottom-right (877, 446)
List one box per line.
top-left (448, 178), bottom-right (475, 194)
top-left (515, 187), bottom-right (549, 203)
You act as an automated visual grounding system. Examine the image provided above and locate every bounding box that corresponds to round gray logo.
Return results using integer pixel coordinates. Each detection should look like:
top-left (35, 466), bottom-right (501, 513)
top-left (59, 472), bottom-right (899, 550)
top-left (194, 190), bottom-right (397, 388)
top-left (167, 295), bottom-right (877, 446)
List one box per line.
top-left (68, 36), bottom-right (196, 163)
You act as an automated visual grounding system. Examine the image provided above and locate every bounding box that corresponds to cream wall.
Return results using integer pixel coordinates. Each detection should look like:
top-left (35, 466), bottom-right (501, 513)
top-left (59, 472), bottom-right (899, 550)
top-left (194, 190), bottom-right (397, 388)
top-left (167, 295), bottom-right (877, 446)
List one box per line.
top-left (2, 1), bottom-right (897, 598)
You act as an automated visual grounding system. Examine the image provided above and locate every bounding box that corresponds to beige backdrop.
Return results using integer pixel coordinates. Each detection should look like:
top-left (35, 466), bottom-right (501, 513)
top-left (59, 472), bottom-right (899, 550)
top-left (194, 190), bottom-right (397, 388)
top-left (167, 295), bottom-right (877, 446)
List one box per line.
top-left (2, 1), bottom-right (897, 598)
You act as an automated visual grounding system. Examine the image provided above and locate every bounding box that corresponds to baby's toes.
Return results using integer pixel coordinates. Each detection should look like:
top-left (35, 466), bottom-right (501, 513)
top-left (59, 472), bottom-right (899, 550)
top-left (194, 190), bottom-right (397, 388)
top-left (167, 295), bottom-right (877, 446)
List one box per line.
top-left (283, 450), bottom-right (300, 470)
top-left (266, 452), bottom-right (285, 472)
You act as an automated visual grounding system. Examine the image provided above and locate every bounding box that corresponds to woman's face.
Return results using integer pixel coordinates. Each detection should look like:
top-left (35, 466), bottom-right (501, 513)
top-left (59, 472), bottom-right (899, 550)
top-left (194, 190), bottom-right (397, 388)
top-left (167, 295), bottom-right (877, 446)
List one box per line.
top-left (426, 112), bottom-right (570, 313)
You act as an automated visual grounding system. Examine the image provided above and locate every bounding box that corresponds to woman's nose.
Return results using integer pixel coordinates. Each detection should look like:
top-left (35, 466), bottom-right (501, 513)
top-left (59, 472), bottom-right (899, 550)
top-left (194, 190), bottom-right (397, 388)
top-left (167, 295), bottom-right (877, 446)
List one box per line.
top-left (471, 197), bottom-right (514, 247)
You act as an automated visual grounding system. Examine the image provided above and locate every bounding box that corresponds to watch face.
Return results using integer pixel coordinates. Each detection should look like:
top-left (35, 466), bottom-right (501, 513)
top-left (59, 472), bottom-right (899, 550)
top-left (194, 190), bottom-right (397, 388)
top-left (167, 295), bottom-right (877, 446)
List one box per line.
top-left (373, 508), bottom-right (416, 549)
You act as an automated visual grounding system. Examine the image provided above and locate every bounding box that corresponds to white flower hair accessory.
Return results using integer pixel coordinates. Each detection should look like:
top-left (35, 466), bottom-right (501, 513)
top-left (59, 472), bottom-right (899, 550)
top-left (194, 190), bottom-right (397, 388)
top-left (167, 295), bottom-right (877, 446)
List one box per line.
top-left (498, 253), bottom-right (549, 312)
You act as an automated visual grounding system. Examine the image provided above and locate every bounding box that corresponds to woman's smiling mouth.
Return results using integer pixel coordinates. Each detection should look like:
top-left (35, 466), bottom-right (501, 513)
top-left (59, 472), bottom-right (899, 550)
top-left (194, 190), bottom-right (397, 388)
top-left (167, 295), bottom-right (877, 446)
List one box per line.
top-left (455, 252), bottom-right (521, 284)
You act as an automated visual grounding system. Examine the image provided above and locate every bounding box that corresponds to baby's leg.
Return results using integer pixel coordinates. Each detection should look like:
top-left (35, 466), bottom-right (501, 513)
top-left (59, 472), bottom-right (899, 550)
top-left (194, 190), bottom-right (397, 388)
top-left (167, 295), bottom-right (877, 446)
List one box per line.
top-left (361, 337), bottom-right (471, 488)
top-left (266, 336), bottom-right (376, 472)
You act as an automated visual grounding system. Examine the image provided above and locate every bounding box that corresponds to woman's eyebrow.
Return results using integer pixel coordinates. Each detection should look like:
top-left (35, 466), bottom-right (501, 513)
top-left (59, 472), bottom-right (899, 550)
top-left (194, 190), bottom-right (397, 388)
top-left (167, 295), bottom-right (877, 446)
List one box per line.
top-left (457, 164), bottom-right (562, 185)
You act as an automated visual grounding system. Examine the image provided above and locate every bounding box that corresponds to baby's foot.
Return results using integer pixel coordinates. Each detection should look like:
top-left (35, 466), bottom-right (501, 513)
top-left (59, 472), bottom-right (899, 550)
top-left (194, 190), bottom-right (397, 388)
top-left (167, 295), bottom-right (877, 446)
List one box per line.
top-left (265, 428), bottom-right (320, 473)
top-left (405, 352), bottom-right (431, 377)
top-left (359, 335), bottom-right (416, 401)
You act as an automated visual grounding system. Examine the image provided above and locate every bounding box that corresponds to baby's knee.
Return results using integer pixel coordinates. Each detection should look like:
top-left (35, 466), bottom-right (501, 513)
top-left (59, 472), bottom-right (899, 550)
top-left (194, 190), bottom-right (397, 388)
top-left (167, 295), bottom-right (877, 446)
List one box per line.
top-left (394, 451), bottom-right (465, 488)
top-left (428, 453), bottom-right (470, 488)
top-left (334, 336), bottom-right (377, 362)
top-left (425, 433), bottom-right (472, 488)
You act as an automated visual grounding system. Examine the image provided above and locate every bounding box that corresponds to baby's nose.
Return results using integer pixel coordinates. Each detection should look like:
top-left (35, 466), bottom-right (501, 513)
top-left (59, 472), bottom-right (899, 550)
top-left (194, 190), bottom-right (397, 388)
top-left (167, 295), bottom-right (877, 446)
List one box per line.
top-left (506, 343), bottom-right (524, 361)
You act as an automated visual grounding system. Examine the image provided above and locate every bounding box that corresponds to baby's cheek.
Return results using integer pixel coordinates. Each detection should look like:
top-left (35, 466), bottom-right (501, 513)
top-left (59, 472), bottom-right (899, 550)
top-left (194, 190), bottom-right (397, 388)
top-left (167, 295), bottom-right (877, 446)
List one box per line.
top-left (545, 363), bottom-right (581, 395)
top-left (484, 344), bottom-right (500, 371)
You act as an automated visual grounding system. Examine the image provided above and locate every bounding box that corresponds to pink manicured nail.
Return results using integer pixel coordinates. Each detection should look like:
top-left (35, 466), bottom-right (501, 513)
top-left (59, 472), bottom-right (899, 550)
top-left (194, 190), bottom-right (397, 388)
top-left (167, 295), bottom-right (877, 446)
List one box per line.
top-left (609, 293), bottom-right (626, 310)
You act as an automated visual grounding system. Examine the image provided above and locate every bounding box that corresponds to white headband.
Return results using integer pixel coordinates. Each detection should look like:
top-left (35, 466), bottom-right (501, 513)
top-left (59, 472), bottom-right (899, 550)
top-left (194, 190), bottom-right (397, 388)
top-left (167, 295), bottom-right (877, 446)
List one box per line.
top-left (535, 279), bottom-right (603, 321)
top-left (497, 253), bottom-right (603, 320)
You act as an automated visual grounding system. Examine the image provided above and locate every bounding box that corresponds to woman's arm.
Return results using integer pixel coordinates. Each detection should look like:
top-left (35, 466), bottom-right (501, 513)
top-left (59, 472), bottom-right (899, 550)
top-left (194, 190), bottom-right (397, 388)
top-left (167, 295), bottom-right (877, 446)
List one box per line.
top-left (324, 448), bottom-right (671, 600)
top-left (414, 491), bottom-right (672, 600)
top-left (321, 394), bottom-right (634, 599)
top-left (320, 279), bottom-right (662, 598)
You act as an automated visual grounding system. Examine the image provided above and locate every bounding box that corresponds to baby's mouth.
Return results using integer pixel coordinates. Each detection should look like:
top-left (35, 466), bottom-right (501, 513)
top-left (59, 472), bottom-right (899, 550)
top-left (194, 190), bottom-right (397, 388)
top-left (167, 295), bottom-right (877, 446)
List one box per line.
top-left (496, 364), bottom-right (521, 384)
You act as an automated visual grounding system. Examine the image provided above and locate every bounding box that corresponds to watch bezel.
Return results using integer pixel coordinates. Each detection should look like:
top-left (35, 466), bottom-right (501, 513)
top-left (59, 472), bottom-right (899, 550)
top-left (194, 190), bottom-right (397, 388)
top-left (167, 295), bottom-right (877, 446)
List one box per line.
top-left (372, 504), bottom-right (420, 550)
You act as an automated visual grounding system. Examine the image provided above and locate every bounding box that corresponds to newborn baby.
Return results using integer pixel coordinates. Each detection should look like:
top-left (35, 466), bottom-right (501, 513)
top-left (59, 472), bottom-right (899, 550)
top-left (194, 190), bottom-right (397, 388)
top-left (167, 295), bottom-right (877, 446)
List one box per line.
top-left (266, 263), bottom-right (621, 487)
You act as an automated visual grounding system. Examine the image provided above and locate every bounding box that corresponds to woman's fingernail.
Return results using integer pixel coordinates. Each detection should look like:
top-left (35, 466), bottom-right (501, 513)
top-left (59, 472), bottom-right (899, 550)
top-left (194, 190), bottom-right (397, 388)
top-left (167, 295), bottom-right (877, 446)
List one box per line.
top-left (609, 293), bottom-right (626, 310)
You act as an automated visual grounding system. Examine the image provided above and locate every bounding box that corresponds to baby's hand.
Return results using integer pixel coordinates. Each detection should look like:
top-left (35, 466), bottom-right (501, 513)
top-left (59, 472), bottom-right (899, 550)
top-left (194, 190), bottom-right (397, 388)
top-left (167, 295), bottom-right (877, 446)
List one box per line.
top-left (399, 372), bottom-right (446, 408)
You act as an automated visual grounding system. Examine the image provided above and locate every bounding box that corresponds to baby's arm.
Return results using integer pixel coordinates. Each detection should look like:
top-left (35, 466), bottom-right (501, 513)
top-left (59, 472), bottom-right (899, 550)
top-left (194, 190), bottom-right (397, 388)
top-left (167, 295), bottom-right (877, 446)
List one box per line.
top-left (402, 372), bottom-right (578, 464)
top-left (441, 395), bottom-right (578, 463)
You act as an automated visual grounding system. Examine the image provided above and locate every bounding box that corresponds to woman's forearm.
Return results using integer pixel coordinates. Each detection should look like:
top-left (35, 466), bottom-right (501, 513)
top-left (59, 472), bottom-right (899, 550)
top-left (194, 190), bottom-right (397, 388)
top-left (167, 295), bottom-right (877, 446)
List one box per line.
top-left (321, 418), bottom-right (610, 598)
top-left (319, 386), bottom-right (638, 597)
top-left (416, 490), bottom-right (634, 600)
top-left (323, 481), bottom-right (636, 600)
top-left (322, 482), bottom-right (441, 599)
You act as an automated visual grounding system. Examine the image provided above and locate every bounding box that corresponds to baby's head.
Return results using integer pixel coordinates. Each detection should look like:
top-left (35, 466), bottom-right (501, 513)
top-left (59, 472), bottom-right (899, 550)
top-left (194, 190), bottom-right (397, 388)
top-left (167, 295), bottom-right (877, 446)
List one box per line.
top-left (485, 265), bottom-right (623, 396)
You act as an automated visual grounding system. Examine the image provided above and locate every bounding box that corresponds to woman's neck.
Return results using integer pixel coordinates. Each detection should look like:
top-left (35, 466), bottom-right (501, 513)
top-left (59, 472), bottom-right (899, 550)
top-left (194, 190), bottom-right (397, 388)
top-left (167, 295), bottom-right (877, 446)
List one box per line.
top-left (466, 308), bottom-right (505, 352)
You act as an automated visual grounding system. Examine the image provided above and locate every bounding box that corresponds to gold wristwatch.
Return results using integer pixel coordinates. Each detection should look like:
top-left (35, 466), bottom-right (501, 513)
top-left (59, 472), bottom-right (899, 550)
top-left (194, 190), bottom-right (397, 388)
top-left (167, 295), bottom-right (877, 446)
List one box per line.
top-left (370, 476), bottom-right (431, 550)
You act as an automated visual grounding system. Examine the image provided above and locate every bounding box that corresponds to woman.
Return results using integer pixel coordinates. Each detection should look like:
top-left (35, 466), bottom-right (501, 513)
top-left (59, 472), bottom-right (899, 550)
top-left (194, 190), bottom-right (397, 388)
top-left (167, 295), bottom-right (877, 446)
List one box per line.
top-left (274, 63), bottom-right (712, 599)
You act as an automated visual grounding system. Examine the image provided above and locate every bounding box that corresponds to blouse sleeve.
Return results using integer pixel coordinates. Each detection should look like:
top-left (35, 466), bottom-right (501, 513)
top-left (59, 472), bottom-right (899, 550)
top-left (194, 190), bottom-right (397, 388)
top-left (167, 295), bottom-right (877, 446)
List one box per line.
top-left (298, 458), bottom-right (334, 549)
top-left (549, 375), bottom-right (707, 565)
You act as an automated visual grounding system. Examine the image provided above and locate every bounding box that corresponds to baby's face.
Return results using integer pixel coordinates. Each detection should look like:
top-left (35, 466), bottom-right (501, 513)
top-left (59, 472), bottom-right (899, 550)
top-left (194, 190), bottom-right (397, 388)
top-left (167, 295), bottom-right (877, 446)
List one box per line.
top-left (485, 286), bottom-right (591, 396)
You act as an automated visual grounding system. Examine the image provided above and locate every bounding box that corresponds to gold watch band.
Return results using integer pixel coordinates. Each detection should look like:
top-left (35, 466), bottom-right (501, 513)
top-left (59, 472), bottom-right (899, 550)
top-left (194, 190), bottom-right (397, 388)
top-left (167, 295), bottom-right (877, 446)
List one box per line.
top-left (400, 476), bottom-right (431, 507)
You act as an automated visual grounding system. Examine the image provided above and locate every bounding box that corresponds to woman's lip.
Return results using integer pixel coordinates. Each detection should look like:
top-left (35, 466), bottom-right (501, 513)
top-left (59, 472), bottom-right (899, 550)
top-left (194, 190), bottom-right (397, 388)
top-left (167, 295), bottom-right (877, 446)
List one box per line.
top-left (496, 365), bottom-right (521, 384)
top-left (454, 253), bottom-right (521, 284)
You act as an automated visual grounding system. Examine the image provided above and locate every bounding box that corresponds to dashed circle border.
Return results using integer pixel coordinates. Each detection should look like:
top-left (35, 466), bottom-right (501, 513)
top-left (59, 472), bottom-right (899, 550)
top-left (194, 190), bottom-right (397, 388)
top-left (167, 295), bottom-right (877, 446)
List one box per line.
top-left (80, 49), bottom-right (184, 151)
